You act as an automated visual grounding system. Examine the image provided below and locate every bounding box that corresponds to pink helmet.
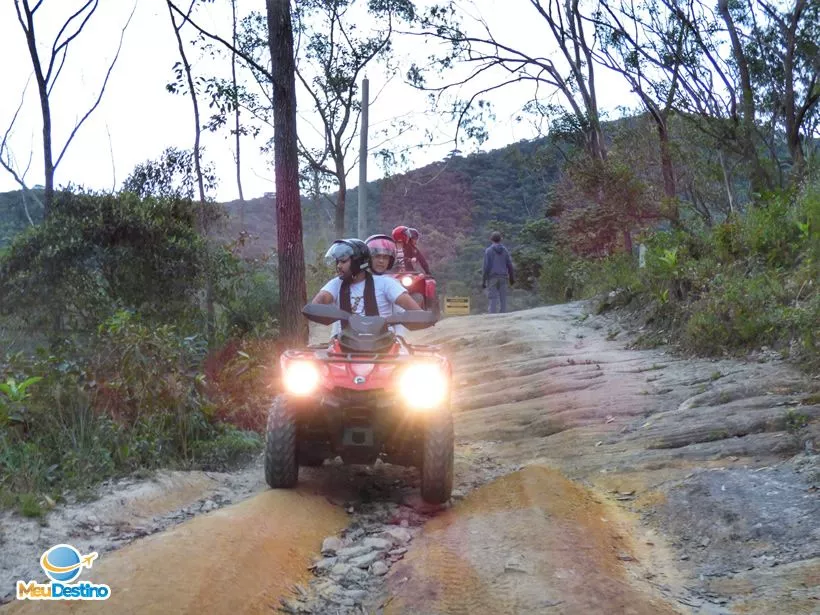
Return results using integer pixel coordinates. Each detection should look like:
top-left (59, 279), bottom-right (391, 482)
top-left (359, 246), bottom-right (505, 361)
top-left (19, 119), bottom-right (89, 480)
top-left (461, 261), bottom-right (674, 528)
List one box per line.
top-left (365, 234), bottom-right (397, 270)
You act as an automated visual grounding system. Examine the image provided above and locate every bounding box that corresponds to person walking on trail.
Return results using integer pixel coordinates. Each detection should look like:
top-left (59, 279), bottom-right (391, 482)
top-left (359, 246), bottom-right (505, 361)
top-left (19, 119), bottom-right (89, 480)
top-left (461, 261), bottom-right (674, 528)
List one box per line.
top-left (482, 231), bottom-right (515, 313)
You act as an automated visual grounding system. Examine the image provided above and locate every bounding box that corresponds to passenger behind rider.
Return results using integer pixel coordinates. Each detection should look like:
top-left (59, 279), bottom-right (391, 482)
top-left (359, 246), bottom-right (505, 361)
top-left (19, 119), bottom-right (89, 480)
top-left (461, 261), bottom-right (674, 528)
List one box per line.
top-left (365, 234), bottom-right (411, 338)
top-left (364, 234), bottom-right (397, 275)
top-left (391, 226), bottom-right (431, 275)
top-left (312, 238), bottom-right (421, 339)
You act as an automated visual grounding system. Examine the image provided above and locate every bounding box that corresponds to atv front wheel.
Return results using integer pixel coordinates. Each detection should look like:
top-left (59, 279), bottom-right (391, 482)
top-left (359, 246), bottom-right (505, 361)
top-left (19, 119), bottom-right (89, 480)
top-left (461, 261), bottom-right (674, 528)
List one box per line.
top-left (265, 395), bottom-right (298, 488)
top-left (421, 408), bottom-right (454, 504)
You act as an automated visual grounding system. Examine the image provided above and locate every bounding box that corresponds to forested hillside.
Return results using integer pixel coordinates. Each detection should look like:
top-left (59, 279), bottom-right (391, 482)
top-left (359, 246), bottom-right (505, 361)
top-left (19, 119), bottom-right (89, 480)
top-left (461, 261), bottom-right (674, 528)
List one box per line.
top-left (212, 134), bottom-right (558, 300)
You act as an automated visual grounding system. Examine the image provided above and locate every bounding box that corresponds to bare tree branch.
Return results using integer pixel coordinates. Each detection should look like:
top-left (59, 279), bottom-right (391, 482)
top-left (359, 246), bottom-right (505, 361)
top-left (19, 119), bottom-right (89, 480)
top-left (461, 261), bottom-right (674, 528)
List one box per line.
top-left (47, 0), bottom-right (98, 84)
top-left (168, 1), bottom-right (272, 80)
top-left (55, 2), bottom-right (136, 170)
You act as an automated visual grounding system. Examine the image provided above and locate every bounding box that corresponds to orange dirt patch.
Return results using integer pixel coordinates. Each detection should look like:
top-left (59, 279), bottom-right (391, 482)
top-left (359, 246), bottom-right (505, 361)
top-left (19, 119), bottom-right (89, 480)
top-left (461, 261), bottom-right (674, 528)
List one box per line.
top-left (385, 465), bottom-right (682, 614)
top-left (4, 490), bottom-right (347, 615)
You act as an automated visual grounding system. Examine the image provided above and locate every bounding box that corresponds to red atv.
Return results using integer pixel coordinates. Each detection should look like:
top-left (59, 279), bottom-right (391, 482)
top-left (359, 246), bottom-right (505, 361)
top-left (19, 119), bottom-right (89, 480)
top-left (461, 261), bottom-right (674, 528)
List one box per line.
top-left (264, 304), bottom-right (454, 504)
top-left (389, 271), bottom-right (440, 318)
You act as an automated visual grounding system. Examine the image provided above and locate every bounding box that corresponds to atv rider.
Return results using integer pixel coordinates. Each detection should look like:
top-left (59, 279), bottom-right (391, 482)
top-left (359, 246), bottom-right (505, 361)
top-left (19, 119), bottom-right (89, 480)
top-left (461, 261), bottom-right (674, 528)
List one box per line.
top-left (364, 234), bottom-right (397, 275)
top-left (312, 238), bottom-right (421, 338)
top-left (391, 226), bottom-right (431, 275)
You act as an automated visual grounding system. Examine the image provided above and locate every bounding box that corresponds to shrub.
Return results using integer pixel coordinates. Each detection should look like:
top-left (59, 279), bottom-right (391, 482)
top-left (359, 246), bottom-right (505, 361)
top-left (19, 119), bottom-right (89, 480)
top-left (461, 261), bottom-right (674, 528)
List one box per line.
top-left (0, 189), bottom-right (208, 332)
top-left (190, 425), bottom-right (263, 471)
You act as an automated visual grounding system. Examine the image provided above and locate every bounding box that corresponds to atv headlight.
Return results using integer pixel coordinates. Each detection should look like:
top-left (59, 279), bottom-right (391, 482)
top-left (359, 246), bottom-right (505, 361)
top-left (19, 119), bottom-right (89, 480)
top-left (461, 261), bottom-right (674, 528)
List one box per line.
top-left (283, 361), bottom-right (320, 396)
top-left (398, 363), bottom-right (448, 410)
top-left (401, 275), bottom-right (414, 287)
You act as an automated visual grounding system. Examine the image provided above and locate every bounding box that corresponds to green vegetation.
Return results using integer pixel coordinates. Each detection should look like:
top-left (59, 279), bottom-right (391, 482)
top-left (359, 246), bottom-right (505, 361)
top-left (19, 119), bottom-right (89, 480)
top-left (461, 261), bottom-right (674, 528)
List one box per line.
top-left (535, 177), bottom-right (819, 372)
top-left (0, 187), bottom-right (269, 516)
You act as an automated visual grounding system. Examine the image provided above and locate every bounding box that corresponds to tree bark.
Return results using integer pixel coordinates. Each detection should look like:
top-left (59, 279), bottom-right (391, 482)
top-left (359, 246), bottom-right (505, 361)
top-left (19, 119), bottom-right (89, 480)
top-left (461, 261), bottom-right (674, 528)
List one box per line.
top-left (168, 0), bottom-right (214, 343)
top-left (717, 0), bottom-right (770, 193)
top-left (622, 229), bottom-right (633, 255)
top-left (782, 1), bottom-right (805, 175)
top-left (334, 160), bottom-right (347, 237)
top-left (17, 0), bottom-right (54, 217)
top-left (718, 149), bottom-right (735, 215)
top-left (231, 0), bottom-right (245, 230)
top-left (267, 0), bottom-right (308, 346)
top-left (658, 120), bottom-right (679, 225)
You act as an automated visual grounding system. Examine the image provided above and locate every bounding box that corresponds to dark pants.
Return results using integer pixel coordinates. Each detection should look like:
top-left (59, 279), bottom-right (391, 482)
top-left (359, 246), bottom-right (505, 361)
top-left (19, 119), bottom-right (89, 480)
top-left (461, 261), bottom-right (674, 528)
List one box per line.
top-left (487, 275), bottom-right (509, 313)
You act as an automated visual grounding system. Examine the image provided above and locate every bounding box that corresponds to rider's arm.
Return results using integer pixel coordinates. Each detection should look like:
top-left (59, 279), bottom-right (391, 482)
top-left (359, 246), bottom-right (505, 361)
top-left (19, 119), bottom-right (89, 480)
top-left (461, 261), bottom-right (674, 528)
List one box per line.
top-left (415, 249), bottom-right (431, 275)
top-left (313, 277), bottom-right (340, 305)
top-left (395, 292), bottom-right (422, 311)
top-left (312, 290), bottom-right (334, 304)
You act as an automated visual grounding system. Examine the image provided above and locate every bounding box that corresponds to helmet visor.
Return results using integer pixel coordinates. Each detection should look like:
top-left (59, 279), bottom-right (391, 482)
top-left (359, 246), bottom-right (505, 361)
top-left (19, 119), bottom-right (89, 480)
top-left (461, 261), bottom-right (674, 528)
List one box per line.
top-left (366, 238), bottom-right (396, 257)
top-left (324, 242), bottom-right (354, 266)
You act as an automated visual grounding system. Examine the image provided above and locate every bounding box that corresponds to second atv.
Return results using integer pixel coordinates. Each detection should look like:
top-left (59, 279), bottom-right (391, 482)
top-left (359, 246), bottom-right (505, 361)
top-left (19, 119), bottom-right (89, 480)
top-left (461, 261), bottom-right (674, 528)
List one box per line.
top-left (389, 271), bottom-right (440, 318)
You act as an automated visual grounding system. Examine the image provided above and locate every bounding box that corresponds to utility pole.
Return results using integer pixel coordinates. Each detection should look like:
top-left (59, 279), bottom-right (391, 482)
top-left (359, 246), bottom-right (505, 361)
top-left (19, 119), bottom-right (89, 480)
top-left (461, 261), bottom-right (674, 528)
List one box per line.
top-left (357, 77), bottom-right (369, 240)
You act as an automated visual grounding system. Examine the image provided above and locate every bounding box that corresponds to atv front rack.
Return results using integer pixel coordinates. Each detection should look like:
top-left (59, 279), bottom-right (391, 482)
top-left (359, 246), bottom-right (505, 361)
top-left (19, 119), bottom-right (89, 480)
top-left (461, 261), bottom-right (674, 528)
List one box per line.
top-left (287, 338), bottom-right (443, 364)
top-left (284, 349), bottom-right (438, 365)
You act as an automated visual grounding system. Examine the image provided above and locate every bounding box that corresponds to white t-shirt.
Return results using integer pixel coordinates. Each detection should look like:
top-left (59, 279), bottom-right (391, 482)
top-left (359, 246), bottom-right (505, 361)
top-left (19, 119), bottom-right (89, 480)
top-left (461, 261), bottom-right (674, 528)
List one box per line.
top-left (320, 274), bottom-right (407, 337)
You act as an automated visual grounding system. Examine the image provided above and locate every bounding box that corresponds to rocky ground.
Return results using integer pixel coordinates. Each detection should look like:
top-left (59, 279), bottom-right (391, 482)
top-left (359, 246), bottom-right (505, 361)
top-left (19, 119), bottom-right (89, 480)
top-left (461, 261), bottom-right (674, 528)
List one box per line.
top-left (2, 300), bottom-right (818, 614)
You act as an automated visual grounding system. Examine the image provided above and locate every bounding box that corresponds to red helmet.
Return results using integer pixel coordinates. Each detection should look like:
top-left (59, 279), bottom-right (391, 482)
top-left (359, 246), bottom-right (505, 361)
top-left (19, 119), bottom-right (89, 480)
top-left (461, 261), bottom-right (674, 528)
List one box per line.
top-left (391, 226), bottom-right (420, 244)
top-left (391, 225), bottom-right (409, 243)
top-left (365, 234), bottom-right (396, 270)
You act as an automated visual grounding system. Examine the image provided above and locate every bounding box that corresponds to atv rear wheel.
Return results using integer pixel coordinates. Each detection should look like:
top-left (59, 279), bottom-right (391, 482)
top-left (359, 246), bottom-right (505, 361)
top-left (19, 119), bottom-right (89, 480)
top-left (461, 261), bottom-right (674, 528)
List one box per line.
top-left (265, 395), bottom-right (298, 488)
top-left (421, 408), bottom-right (454, 504)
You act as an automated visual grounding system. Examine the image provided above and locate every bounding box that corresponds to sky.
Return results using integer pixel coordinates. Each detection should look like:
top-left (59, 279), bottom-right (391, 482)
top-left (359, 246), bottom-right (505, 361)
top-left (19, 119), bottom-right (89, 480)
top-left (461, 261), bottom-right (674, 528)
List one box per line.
top-left (0, 0), bottom-right (636, 203)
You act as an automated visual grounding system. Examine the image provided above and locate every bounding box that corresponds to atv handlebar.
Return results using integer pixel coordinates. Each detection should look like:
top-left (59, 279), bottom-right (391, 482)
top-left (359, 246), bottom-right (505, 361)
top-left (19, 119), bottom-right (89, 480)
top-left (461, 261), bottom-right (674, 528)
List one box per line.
top-left (301, 303), bottom-right (437, 330)
top-left (385, 309), bottom-right (437, 330)
top-left (302, 303), bottom-right (350, 326)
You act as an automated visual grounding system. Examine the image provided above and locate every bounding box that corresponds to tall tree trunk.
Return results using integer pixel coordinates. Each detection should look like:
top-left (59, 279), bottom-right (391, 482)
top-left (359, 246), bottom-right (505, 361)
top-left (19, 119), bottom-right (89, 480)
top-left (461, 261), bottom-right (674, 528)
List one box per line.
top-left (21, 189), bottom-right (35, 226)
top-left (18, 0), bottom-right (54, 217)
top-left (231, 0), bottom-right (245, 230)
top-left (41, 105), bottom-right (54, 219)
top-left (622, 229), bottom-right (633, 255)
top-left (313, 169), bottom-right (320, 215)
top-left (334, 167), bottom-right (347, 237)
top-left (782, 13), bottom-right (804, 176)
top-left (313, 168), bottom-right (324, 234)
top-left (717, 0), bottom-right (770, 194)
top-left (718, 149), bottom-right (735, 215)
top-left (168, 1), bottom-right (214, 344)
top-left (657, 122), bottom-right (676, 200)
top-left (267, 0), bottom-right (308, 346)
top-left (657, 119), bottom-right (680, 226)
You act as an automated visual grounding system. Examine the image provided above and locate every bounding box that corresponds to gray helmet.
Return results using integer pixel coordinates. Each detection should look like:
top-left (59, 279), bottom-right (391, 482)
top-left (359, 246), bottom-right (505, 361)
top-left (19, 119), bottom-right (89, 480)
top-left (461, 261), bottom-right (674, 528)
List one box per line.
top-left (325, 238), bottom-right (371, 276)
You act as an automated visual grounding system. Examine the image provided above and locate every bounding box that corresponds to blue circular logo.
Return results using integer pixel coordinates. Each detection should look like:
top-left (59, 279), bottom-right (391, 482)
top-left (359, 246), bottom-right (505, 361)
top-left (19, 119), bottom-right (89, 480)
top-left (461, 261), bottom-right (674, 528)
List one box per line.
top-left (41, 545), bottom-right (82, 583)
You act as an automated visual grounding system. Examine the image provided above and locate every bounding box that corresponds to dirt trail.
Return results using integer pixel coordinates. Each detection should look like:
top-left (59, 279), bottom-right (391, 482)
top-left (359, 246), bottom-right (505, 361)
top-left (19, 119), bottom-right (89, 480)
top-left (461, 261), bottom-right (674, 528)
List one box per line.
top-left (385, 466), bottom-right (680, 614)
top-left (4, 490), bottom-right (348, 615)
top-left (3, 301), bottom-right (818, 614)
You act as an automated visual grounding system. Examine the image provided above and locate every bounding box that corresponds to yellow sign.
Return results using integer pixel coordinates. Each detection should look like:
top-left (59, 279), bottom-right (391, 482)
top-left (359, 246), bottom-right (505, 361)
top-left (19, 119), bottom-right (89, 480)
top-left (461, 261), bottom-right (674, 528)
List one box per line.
top-left (444, 296), bottom-right (470, 315)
